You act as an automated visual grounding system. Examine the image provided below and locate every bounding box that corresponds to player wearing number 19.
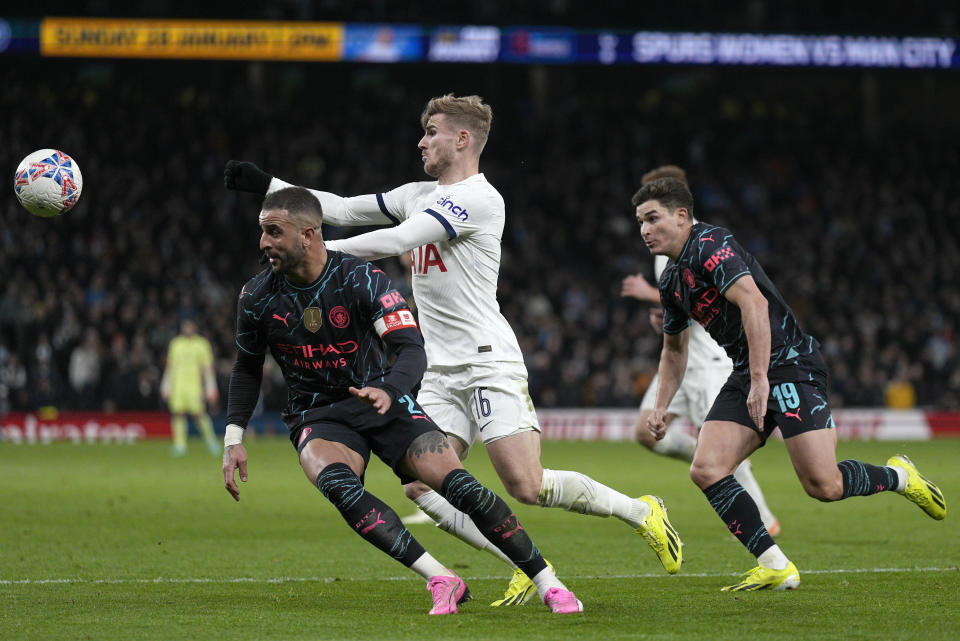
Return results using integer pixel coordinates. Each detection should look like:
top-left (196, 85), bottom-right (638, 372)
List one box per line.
top-left (636, 178), bottom-right (946, 592)
top-left (222, 186), bottom-right (582, 614)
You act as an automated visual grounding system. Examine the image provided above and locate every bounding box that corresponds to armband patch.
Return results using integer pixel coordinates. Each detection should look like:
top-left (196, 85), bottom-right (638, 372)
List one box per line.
top-left (374, 310), bottom-right (418, 337)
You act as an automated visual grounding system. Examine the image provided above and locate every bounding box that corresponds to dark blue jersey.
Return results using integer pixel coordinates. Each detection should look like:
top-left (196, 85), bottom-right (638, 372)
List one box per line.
top-left (230, 251), bottom-right (424, 430)
top-left (660, 223), bottom-right (820, 376)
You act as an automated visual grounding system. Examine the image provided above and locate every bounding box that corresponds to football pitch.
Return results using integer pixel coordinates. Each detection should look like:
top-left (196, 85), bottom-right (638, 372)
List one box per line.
top-left (2, 437), bottom-right (957, 640)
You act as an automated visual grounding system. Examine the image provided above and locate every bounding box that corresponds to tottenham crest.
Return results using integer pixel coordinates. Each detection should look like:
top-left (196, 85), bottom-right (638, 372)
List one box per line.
top-left (304, 307), bottom-right (323, 333)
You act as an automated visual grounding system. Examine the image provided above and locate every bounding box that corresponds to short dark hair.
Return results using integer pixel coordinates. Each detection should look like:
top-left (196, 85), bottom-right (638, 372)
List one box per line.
top-left (641, 164), bottom-right (688, 187)
top-left (261, 186), bottom-right (323, 226)
top-left (631, 177), bottom-right (694, 216)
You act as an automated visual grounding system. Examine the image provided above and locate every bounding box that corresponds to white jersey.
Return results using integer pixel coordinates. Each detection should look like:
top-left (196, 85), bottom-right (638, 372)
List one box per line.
top-left (654, 253), bottom-right (731, 371)
top-left (270, 173), bottom-right (523, 368)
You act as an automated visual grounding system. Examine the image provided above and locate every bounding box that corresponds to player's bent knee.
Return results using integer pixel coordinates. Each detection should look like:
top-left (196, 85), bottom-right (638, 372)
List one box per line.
top-left (689, 459), bottom-right (724, 489)
top-left (802, 475), bottom-right (844, 502)
top-left (403, 480), bottom-right (432, 501)
top-left (502, 477), bottom-right (541, 505)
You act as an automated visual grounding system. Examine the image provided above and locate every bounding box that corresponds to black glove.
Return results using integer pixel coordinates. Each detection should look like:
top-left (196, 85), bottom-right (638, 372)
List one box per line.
top-left (224, 160), bottom-right (272, 195)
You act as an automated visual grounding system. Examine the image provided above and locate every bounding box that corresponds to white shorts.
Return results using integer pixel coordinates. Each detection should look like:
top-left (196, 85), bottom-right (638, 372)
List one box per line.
top-left (417, 361), bottom-right (540, 457)
top-left (640, 366), bottom-right (731, 427)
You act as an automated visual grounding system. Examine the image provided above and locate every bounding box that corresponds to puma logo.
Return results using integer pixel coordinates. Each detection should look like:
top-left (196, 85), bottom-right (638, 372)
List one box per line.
top-left (356, 508), bottom-right (387, 534)
top-left (699, 235), bottom-right (714, 243)
top-left (273, 312), bottom-right (291, 327)
top-left (784, 410), bottom-right (802, 421)
top-left (728, 520), bottom-right (743, 536)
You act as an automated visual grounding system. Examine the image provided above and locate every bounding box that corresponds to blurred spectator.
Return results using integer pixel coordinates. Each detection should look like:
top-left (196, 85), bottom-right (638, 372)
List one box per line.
top-left (68, 329), bottom-right (102, 409)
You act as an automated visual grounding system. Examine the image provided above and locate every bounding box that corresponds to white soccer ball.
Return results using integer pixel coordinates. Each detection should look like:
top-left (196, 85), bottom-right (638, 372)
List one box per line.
top-left (13, 149), bottom-right (83, 217)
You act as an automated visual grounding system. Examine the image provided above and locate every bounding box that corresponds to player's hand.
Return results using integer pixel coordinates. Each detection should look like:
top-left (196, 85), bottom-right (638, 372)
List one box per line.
top-left (349, 386), bottom-right (392, 414)
top-left (224, 160), bottom-right (272, 195)
top-left (648, 307), bottom-right (665, 334)
top-left (647, 408), bottom-right (668, 441)
top-left (746, 376), bottom-right (770, 431)
top-left (223, 443), bottom-right (248, 502)
top-left (621, 274), bottom-right (658, 301)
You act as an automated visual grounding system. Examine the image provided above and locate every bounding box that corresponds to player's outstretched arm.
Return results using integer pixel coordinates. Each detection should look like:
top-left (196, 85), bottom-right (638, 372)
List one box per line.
top-left (223, 441), bottom-right (248, 501)
top-left (723, 276), bottom-right (771, 429)
top-left (224, 160), bottom-right (393, 227)
top-left (326, 213), bottom-right (448, 260)
top-left (649, 329), bottom-right (689, 439)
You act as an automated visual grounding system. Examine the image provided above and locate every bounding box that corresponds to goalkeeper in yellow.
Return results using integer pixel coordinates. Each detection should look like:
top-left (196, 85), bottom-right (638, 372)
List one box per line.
top-left (161, 319), bottom-right (220, 456)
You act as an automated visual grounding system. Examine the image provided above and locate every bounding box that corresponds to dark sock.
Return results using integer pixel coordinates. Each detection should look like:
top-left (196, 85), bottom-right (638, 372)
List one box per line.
top-left (316, 463), bottom-right (425, 567)
top-left (703, 475), bottom-right (775, 557)
top-left (838, 460), bottom-right (899, 498)
top-left (440, 469), bottom-right (547, 579)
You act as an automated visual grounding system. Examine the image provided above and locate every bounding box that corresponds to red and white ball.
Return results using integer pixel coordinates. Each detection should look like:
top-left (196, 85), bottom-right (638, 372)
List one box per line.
top-left (13, 149), bottom-right (83, 217)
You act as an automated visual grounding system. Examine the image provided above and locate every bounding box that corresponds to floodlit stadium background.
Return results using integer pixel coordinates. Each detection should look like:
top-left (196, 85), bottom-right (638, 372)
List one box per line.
top-left (1, 2), bottom-right (959, 442)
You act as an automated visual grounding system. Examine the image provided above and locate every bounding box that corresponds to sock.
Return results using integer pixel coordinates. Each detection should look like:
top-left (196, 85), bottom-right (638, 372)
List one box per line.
top-left (316, 463), bottom-right (426, 568)
top-left (196, 413), bottom-right (216, 445)
top-left (414, 490), bottom-right (514, 566)
top-left (733, 459), bottom-right (777, 528)
top-left (652, 426), bottom-right (697, 461)
top-left (171, 415), bottom-right (187, 449)
top-left (409, 552), bottom-right (453, 582)
top-left (531, 565), bottom-right (565, 597)
top-left (757, 544), bottom-right (790, 571)
top-left (440, 469), bottom-right (547, 579)
top-left (703, 475), bottom-right (775, 557)
top-left (537, 469), bottom-right (649, 528)
top-left (892, 466), bottom-right (907, 492)
top-left (837, 460), bottom-right (900, 498)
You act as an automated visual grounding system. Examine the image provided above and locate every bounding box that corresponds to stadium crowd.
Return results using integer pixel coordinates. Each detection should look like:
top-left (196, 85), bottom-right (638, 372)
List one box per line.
top-left (1, 60), bottom-right (957, 416)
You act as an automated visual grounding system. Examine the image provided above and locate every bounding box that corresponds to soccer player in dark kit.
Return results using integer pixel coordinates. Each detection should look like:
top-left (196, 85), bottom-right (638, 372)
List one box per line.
top-left (634, 177), bottom-right (946, 591)
top-left (221, 186), bottom-right (582, 615)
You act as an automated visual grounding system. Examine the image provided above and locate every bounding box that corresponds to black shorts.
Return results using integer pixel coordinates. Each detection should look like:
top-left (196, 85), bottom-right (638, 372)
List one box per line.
top-left (288, 395), bottom-right (443, 483)
top-left (705, 362), bottom-right (834, 442)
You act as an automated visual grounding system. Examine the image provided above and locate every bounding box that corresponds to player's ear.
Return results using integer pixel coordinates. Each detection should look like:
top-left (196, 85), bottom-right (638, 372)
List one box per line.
top-left (457, 129), bottom-right (471, 151)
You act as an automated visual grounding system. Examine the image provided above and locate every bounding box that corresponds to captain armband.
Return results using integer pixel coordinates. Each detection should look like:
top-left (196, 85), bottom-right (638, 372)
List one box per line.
top-left (373, 309), bottom-right (419, 337)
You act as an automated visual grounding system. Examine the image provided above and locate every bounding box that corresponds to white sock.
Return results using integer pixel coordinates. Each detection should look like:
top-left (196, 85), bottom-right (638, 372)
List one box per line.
top-left (530, 565), bottom-right (565, 598)
top-left (409, 552), bottom-right (453, 582)
top-left (891, 466), bottom-right (907, 492)
top-left (652, 425), bottom-right (697, 461)
top-left (537, 469), bottom-right (650, 528)
top-left (734, 459), bottom-right (777, 529)
top-left (414, 490), bottom-right (514, 566)
top-left (757, 545), bottom-right (790, 571)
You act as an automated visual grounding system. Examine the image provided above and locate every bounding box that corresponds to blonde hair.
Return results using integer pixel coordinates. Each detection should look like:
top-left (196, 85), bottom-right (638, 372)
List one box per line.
top-left (420, 94), bottom-right (493, 151)
top-left (641, 164), bottom-right (688, 186)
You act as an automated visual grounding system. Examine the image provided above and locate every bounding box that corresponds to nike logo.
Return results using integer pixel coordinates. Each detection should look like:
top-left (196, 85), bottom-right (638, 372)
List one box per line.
top-left (479, 420), bottom-right (493, 432)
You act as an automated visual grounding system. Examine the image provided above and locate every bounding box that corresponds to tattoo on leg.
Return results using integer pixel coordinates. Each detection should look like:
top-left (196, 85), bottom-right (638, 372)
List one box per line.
top-left (409, 431), bottom-right (451, 459)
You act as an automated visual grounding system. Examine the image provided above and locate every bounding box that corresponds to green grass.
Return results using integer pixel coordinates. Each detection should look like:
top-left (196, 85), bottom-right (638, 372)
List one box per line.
top-left (2, 437), bottom-right (958, 640)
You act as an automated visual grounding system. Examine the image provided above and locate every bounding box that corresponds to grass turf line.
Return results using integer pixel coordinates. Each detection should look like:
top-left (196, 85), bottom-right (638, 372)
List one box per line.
top-left (1, 438), bottom-right (957, 640)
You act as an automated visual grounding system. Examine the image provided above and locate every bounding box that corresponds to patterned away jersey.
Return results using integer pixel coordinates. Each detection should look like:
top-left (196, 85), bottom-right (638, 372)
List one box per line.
top-left (235, 251), bottom-right (420, 427)
top-left (275, 173), bottom-right (523, 367)
top-left (653, 253), bottom-right (731, 371)
top-left (659, 223), bottom-right (820, 374)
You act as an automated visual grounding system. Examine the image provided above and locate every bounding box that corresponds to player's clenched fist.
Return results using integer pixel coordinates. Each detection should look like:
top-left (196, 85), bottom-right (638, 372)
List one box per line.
top-left (224, 160), bottom-right (272, 195)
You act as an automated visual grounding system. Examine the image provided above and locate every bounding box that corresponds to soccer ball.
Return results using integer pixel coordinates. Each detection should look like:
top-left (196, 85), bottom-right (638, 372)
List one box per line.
top-left (13, 149), bottom-right (83, 217)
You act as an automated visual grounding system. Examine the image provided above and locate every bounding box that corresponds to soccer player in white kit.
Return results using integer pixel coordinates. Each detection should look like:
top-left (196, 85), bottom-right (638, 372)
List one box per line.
top-left (622, 165), bottom-right (778, 535)
top-left (224, 95), bottom-right (683, 606)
